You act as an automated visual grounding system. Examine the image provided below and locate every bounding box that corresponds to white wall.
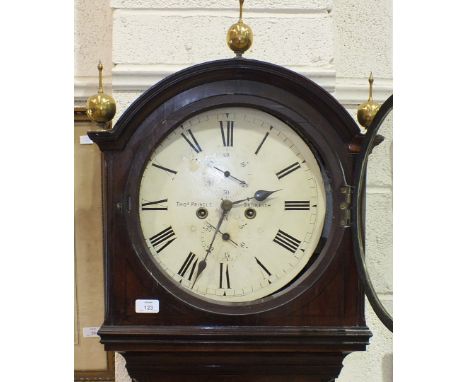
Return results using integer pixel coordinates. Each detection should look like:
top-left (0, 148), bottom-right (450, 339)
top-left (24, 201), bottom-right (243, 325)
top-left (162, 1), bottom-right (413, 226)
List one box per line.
top-left (74, 1), bottom-right (393, 381)
top-left (74, 0), bottom-right (113, 101)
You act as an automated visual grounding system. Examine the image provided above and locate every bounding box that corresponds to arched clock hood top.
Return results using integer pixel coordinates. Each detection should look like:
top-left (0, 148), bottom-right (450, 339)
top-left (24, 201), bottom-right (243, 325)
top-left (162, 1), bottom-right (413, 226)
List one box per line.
top-left (88, 58), bottom-right (360, 151)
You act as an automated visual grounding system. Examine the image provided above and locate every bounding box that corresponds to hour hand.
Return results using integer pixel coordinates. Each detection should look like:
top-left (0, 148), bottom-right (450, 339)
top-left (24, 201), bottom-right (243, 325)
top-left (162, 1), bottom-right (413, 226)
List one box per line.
top-left (253, 189), bottom-right (281, 201)
top-left (231, 189), bottom-right (282, 205)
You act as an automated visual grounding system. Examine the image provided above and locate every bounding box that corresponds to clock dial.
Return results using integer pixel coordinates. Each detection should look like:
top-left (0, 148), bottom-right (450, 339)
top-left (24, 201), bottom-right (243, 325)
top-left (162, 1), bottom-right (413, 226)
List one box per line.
top-left (138, 107), bottom-right (326, 302)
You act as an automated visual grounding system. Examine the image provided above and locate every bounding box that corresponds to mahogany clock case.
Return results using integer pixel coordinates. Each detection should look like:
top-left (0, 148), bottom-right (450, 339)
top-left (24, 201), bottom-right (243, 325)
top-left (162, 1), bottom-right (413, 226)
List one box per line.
top-left (90, 59), bottom-right (372, 379)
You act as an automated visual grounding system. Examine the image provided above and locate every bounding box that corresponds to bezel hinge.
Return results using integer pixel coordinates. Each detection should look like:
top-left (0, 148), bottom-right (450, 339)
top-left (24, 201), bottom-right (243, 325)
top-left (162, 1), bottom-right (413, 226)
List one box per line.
top-left (339, 185), bottom-right (353, 227)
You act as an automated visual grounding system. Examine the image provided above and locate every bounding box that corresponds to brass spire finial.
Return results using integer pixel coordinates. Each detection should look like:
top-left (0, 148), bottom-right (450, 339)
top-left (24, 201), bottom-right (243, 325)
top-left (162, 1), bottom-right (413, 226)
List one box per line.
top-left (227, 0), bottom-right (253, 57)
top-left (97, 60), bottom-right (104, 93)
top-left (86, 61), bottom-right (116, 129)
top-left (368, 71), bottom-right (374, 98)
top-left (357, 72), bottom-right (380, 130)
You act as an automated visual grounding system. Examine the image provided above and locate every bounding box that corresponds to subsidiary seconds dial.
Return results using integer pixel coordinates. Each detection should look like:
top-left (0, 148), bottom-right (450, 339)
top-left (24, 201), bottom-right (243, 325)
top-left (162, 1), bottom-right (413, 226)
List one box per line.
top-left (138, 107), bottom-right (326, 303)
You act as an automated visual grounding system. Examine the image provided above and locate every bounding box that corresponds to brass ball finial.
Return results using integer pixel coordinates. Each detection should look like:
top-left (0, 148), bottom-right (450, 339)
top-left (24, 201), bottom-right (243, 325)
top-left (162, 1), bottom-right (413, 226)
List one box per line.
top-left (357, 72), bottom-right (380, 130)
top-left (227, 0), bottom-right (253, 57)
top-left (86, 61), bottom-right (116, 129)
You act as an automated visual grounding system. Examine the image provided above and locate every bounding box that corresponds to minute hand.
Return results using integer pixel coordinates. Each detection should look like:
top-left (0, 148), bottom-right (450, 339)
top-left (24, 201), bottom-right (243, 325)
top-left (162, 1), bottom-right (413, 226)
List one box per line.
top-left (191, 204), bottom-right (229, 289)
top-left (231, 189), bottom-right (282, 205)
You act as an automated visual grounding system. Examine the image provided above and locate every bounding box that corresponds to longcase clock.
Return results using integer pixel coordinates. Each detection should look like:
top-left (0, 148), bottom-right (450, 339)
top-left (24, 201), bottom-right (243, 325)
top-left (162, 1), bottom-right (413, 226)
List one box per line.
top-left (89, 57), bottom-right (383, 381)
top-left (88, 5), bottom-right (392, 380)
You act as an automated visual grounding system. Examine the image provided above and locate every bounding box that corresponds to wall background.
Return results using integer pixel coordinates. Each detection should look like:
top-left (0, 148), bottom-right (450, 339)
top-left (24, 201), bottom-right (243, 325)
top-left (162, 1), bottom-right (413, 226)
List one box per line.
top-left (74, 0), bottom-right (393, 381)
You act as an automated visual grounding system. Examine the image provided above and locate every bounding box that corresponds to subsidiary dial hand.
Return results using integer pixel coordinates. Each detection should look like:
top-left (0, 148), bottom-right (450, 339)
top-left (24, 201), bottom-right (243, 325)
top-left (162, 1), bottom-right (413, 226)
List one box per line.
top-left (206, 221), bottom-right (239, 247)
top-left (231, 189), bottom-right (282, 205)
top-left (192, 200), bottom-right (232, 289)
top-left (213, 166), bottom-right (248, 187)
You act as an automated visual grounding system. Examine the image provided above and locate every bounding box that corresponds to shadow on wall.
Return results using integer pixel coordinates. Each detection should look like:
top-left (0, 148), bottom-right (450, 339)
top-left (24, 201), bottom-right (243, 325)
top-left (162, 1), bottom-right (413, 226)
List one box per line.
top-left (382, 353), bottom-right (393, 382)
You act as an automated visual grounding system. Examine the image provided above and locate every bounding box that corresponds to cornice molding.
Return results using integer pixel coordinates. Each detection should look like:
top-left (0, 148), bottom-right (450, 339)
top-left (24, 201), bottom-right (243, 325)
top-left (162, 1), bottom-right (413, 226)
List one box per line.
top-left (110, 0), bottom-right (332, 13)
top-left (74, 68), bottom-right (393, 106)
top-left (334, 77), bottom-right (393, 106)
top-left (74, 76), bottom-right (113, 105)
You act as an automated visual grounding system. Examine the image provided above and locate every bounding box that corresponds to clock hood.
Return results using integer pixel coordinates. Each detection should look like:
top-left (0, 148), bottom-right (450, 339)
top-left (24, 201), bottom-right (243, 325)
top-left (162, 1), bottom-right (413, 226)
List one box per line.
top-left (88, 58), bottom-right (360, 152)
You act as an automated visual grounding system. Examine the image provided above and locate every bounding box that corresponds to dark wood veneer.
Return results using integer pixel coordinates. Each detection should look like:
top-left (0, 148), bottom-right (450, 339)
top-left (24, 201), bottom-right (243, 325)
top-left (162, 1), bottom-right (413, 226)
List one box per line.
top-left (89, 58), bottom-right (371, 382)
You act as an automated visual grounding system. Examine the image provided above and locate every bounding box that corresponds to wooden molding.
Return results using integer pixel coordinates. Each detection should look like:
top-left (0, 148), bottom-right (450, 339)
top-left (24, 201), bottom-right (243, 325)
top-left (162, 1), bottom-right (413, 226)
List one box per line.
top-left (110, 63), bottom-right (336, 92)
top-left (74, 106), bottom-right (91, 122)
top-left (74, 352), bottom-right (115, 382)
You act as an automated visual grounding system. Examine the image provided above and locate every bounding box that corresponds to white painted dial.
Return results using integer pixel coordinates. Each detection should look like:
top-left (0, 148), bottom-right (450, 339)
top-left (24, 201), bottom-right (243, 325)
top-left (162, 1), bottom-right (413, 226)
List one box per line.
top-left (139, 107), bottom-right (326, 302)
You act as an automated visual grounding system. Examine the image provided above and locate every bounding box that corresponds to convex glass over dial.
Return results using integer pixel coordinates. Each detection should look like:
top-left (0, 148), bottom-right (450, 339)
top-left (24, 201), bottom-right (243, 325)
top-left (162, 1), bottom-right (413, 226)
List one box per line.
top-left (139, 107), bottom-right (326, 302)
